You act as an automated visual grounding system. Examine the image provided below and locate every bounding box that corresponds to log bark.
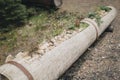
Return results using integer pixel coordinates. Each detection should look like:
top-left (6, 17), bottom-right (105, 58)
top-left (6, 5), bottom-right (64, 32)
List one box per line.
top-left (23, 0), bottom-right (62, 8)
top-left (0, 6), bottom-right (117, 80)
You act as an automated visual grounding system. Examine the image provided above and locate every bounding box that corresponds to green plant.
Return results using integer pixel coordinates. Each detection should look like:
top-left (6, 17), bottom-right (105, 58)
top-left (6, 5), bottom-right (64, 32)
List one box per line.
top-left (87, 6), bottom-right (111, 26)
top-left (52, 28), bottom-right (63, 36)
top-left (80, 22), bottom-right (89, 28)
top-left (100, 6), bottom-right (111, 12)
top-left (0, 30), bottom-right (17, 52)
top-left (0, 0), bottom-right (28, 28)
top-left (68, 25), bottom-right (76, 30)
top-left (27, 7), bottom-right (37, 17)
top-left (88, 11), bottom-right (102, 26)
top-left (88, 12), bottom-right (97, 19)
top-left (95, 15), bottom-right (103, 26)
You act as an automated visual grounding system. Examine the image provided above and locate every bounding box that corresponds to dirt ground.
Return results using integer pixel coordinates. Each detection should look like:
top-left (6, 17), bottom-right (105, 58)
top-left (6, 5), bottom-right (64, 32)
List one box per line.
top-left (59, 0), bottom-right (120, 80)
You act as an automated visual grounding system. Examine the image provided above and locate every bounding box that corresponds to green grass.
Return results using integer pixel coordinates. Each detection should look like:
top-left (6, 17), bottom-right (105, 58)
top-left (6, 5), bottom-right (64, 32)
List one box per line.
top-left (80, 22), bottom-right (89, 28)
top-left (1, 6), bottom-right (110, 54)
top-left (0, 30), bottom-right (17, 52)
top-left (99, 6), bottom-right (112, 12)
top-left (0, 10), bottom-right (83, 54)
top-left (87, 6), bottom-right (111, 26)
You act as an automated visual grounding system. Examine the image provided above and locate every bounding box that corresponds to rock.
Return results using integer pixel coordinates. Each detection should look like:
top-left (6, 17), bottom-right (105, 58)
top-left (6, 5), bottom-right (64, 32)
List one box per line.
top-left (72, 31), bottom-right (77, 36)
top-left (64, 36), bottom-right (69, 40)
top-left (118, 44), bottom-right (120, 47)
top-left (48, 41), bottom-right (54, 46)
top-left (48, 46), bottom-right (55, 50)
top-left (79, 28), bottom-right (84, 32)
top-left (51, 39), bottom-right (56, 43)
top-left (66, 34), bottom-right (72, 38)
top-left (28, 21), bottom-right (33, 26)
top-left (54, 36), bottom-right (58, 40)
top-left (15, 52), bottom-right (28, 59)
top-left (37, 49), bottom-right (45, 54)
top-left (66, 30), bottom-right (73, 34)
top-left (88, 48), bottom-right (92, 51)
top-left (44, 48), bottom-right (50, 53)
top-left (40, 42), bottom-right (49, 50)
top-left (5, 55), bottom-right (14, 63)
top-left (102, 56), bottom-right (106, 59)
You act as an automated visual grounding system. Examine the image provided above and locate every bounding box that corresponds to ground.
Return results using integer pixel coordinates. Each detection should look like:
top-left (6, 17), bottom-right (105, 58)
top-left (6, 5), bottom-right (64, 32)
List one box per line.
top-left (0, 0), bottom-right (120, 80)
top-left (59, 0), bottom-right (120, 80)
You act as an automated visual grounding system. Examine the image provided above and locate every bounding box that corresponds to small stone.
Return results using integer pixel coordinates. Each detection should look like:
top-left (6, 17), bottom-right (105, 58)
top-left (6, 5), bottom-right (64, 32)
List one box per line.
top-left (54, 36), bottom-right (58, 40)
top-left (49, 46), bottom-right (55, 50)
top-left (102, 56), bottom-right (106, 59)
top-left (28, 21), bottom-right (33, 26)
top-left (94, 48), bottom-right (98, 52)
top-left (48, 41), bottom-right (54, 46)
top-left (44, 48), bottom-right (50, 53)
top-left (72, 31), bottom-right (77, 36)
top-left (118, 44), bottom-right (120, 47)
top-left (79, 28), bottom-right (84, 32)
top-left (40, 43), bottom-right (49, 50)
top-left (51, 39), bottom-right (56, 43)
top-left (16, 52), bottom-right (26, 59)
top-left (88, 48), bottom-right (92, 51)
top-left (66, 34), bottom-right (72, 38)
top-left (63, 36), bottom-right (69, 40)
top-left (5, 55), bottom-right (14, 63)
top-left (37, 49), bottom-right (45, 54)
top-left (66, 30), bottom-right (73, 34)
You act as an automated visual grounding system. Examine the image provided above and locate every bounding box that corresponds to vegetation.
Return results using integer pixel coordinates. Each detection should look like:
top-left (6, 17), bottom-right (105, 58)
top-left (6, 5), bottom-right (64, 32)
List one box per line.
top-left (88, 6), bottom-right (111, 26)
top-left (100, 6), bottom-right (112, 12)
top-left (0, 0), bottom-right (28, 29)
top-left (0, 4), bottom-right (111, 62)
top-left (80, 22), bottom-right (89, 28)
top-left (68, 22), bottom-right (89, 30)
top-left (0, 10), bottom-right (83, 54)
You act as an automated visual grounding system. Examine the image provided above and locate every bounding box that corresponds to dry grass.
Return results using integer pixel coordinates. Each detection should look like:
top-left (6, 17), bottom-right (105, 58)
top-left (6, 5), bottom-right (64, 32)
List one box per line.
top-left (0, 10), bottom-right (83, 65)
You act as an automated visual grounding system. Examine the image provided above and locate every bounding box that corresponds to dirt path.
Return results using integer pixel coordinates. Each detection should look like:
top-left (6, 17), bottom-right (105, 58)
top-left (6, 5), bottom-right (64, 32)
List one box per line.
top-left (59, 0), bottom-right (120, 80)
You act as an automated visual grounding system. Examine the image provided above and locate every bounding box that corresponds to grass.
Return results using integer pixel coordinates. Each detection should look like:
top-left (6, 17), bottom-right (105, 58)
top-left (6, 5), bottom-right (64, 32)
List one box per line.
top-left (0, 30), bottom-right (17, 52)
top-left (0, 10), bottom-right (83, 55)
top-left (88, 6), bottom-right (111, 26)
top-left (99, 6), bottom-right (112, 12)
top-left (0, 6), bottom-right (111, 63)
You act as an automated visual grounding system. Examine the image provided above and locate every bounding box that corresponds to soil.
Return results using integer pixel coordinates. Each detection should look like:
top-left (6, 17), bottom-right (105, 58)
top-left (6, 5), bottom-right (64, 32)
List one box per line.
top-left (59, 0), bottom-right (120, 80)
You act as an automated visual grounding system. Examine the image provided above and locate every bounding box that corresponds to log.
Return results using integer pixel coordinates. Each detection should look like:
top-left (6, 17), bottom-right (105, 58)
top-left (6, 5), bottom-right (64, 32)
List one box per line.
top-left (23, 0), bottom-right (63, 8)
top-left (0, 6), bottom-right (117, 80)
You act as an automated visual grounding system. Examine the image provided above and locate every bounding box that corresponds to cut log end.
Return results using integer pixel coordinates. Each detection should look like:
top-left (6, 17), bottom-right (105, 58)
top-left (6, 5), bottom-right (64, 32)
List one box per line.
top-left (53, 0), bottom-right (63, 8)
top-left (22, 0), bottom-right (63, 9)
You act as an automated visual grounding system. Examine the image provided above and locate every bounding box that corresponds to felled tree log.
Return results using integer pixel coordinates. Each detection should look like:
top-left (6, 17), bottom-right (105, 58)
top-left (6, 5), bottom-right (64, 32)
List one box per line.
top-left (0, 6), bottom-right (117, 80)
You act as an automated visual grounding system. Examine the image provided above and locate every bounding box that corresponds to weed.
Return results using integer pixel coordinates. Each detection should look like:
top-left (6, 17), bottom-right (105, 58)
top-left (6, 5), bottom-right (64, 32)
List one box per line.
top-left (95, 15), bottom-right (103, 26)
top-left (52, 28), bottom-right (63, 36)
top-left (0, 10), bottom-right (87, 55)
top-left (0, 30), bottom-right (17, 52)
top-left (68, 25), bottom-right (76, 30)
top-left (88, 6), bottom-right (111, 26)
top-left (88, 12), bottom-right (97, 19)
top-left (88, 11), bottom-right (102, 26)
top-left (100, 6), bottom-right (112, 12)
top-left (80, 22), bottom-right (89, 28)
